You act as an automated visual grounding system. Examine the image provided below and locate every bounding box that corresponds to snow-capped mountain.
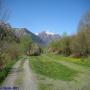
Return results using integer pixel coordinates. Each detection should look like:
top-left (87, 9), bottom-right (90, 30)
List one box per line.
top-left (36, 31), bottom-right (60, 45)
top-left (14, 29), bottom-right (60, 46)
top-left (36, 31), bottom-right (55, 36)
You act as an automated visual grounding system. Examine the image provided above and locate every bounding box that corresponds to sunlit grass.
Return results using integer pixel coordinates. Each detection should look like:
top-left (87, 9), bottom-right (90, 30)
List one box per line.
top-left (29, 55), bottom-right (78, 81)
top-left (39, 83), bottom-right (53, 90)
top-left (47, 54), bottom-right (90, 67)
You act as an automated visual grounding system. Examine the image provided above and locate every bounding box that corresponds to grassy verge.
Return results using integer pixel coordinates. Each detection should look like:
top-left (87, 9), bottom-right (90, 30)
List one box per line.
top-left (15, 59), bottom-right (24, 85)
top-left (47, 54), bottom-right (90, 67)
top-left (39, 83), bottom-right (53, 90)
top-left (0, 59), bottom-right (18, 84)
top-left (29, 55), bottom-right (77, 81)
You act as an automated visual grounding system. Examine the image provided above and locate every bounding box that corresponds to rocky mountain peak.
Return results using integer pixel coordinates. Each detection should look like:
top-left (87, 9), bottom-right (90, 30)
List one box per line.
top-left (36, 31), bottom-right (60, 45)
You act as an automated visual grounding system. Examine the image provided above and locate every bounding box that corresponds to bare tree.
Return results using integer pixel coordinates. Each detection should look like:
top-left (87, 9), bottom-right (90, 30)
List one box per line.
top-left (0, 0), bottom-right (9, 23)
top-left (71, 11), bottom-right (90, 57)
top-left (0, 0), bottom-right (10, 68)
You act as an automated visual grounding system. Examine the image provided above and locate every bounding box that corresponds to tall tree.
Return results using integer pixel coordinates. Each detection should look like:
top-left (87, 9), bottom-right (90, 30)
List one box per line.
top-left (71, 11), bottom-right (90, 56)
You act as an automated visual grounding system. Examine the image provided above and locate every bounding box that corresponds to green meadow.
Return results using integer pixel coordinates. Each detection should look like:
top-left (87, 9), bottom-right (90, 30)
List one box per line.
top-left (29, 54), bottom-right (90, 90)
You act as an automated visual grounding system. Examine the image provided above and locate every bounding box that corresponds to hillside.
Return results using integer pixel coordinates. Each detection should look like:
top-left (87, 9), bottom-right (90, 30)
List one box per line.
top-left (13, 28), bottom-right (45, 46)
top-left (14, 29), bottom-right (60, 46)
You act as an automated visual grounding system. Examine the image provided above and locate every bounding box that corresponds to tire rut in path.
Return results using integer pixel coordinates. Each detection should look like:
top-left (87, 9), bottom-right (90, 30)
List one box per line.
top-left (22, 59), bottom-right (37, 90)
top-left (1, 58), bottom-right (38, 90)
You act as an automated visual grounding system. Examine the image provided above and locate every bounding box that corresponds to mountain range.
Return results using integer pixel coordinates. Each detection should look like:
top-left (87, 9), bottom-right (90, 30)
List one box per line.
top-left (36, 31), bottom-right (60, 45)
top-left (0, 22), bottom-right (60, 46)
top-left (14, 28), bottom-right (44, 45)
top-left (14, 28), bottom-right (60, 46)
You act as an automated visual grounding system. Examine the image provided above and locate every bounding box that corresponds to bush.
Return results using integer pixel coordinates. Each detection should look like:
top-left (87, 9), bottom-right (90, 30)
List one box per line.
top-left (0, 60), bottom-right (16, 84)
top-left (26, 43), bottom-right (42, 56)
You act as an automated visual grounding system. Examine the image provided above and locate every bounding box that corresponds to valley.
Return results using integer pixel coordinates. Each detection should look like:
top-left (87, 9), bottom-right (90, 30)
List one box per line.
top-left (0, 0), bottom-right (90, 90)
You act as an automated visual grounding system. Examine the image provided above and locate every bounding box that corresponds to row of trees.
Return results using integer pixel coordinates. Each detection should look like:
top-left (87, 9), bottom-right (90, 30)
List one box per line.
top-left (0, 22), bottom-right (20, 68)
top-left (0, 1), bottom-right (42, 83)
top-left (0, 23), bottom-right (42, 69)
top-left (49, 12), bottom-right (90, 57)
top-left (0, 0), bottom-right (33, 69)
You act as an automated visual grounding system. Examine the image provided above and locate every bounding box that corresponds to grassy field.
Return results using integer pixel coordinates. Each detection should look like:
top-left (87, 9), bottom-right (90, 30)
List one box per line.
top-left (29, 54), bottom-right (90, 90)
top-left (47, 54), bottom-right (90, 67)
top-left (29, 55), bottom-right (77, 81)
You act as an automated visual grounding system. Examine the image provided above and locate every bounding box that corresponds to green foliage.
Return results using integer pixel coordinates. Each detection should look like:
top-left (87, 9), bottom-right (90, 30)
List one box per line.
top-left (20, 35), bottom-right (32, 54)
top-left (50, 40), bottom-right (61, 51)
top-left (0, 60), bottom-right (16, 84)
top-left (49, 12), bottom-right (90, 57)
top-left (39, 83), bottom-right (52, 90)
top-left (70, 12), bottom-right (90, 57)
top-left (27, 43), bottom-right (42, 56)
top-left (0, 22), bottom-right (21, 81)
top-left (30, 55), bottom-right (77, 81)
top-left (0, 23), bottom-right (32, 85)
top-left (49, 35), bottom-right (71, 56)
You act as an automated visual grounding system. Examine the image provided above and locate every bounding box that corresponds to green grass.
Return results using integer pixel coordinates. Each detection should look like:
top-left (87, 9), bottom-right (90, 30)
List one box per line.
top-left (39, 83), bottom-right (53, 90)
top-left (15, 59), bottom-right (24, 85)
top-left (29, 54), bottom-right (90, 90)
top-left (47, 54), bottom-right (90, 67)
top-left (0, 60), bottom-right (17, 84)
top-left (29, 55), bottom-right (78, 81)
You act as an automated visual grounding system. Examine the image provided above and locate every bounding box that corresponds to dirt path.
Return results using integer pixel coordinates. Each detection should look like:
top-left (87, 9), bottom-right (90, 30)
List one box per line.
top-left (22, 59), bottom-right (37, 90)
top-left (1, 58), bottom-right (38, 90)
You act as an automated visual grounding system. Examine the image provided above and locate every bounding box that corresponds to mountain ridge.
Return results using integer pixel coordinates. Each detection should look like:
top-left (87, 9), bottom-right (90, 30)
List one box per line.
top-left (36, 31), bottom-right (60, 45)
top-left (13, 28), bottom-right (45, 46)
top-left (13, 28), bottom-right (60, 46)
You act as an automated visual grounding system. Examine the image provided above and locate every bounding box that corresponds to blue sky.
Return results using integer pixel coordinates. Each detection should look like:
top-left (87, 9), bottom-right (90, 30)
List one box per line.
top-left (5, 0), bottom-right (90, 35)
